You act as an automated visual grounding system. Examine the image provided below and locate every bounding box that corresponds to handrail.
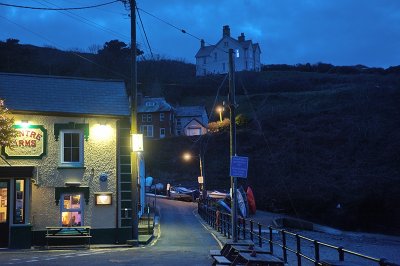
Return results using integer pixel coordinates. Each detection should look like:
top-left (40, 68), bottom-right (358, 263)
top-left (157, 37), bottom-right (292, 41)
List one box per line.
top-left (198, 201), bottom-right (398, 266)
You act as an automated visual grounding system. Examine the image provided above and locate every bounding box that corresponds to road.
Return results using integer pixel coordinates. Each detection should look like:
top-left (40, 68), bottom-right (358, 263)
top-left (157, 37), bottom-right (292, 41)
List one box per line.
top-left (0, 198), bottom-right (220, 266)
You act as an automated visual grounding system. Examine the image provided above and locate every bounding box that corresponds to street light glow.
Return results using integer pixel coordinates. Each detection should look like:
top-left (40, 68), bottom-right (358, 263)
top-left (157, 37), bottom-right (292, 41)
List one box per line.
top-left (183, 152), bottom-right (192, 161)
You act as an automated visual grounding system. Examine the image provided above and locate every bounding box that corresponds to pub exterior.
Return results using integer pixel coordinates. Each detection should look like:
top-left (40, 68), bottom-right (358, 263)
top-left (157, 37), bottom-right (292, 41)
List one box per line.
top-left (0, 72), bottom-right (144, 248)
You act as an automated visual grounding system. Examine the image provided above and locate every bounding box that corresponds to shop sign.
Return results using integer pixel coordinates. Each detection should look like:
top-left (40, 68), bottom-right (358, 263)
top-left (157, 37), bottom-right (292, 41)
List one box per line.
top-left (1, 125), bottom-right (47, 159)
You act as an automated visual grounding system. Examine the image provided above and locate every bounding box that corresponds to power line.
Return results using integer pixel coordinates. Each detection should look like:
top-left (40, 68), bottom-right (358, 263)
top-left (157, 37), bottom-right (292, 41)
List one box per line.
top-left (0, 14), bottom-right (128, 80)
top-left (136, 5), bottom-right (153, 59)
top-left (137, 7), bottom-right (227, 55)
top-left (0, 1), bottom-right (119, 10)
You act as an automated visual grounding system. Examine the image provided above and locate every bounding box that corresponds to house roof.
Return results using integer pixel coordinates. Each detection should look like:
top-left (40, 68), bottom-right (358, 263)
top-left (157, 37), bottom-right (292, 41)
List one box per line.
top-left (175, 106), bottom-right (206, 117)
top-left (0, 72), bottom-right (130, 117)
top-left (196, 35), bottom-right (260, 57)
top-left (195, 45), bottom-right (215, 58)
top-left (137, 97), bottom-right (173, 113)
top-left (183, 118), bottom-right (207, 129)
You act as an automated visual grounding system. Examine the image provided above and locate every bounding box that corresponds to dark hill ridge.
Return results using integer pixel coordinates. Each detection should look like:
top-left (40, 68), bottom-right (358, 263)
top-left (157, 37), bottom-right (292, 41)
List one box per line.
top-left (1, 39), bottom-right (399, 234)
top-left (145, 85), bottom-right (400, 235)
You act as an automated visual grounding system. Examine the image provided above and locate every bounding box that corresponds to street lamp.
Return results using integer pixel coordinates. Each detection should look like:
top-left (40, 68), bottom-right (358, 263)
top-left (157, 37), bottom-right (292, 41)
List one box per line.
top-left (216, 106), bottom-right (224, 122)
top-left (182, 152), bottom-right (206, 200)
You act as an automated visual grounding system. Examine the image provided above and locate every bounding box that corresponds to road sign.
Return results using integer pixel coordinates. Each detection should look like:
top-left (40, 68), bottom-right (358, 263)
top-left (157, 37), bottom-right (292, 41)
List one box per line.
top-left (230, 156), bottom-right (248, 178)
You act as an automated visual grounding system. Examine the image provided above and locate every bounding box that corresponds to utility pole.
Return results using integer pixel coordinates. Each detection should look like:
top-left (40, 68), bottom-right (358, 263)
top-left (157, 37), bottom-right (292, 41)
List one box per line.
top-left (128, 0), bottom-right (139, 246)
top-left (228, 48), bottom-right (238, 242)
top-left (199, 152), bottom-right (206, 200)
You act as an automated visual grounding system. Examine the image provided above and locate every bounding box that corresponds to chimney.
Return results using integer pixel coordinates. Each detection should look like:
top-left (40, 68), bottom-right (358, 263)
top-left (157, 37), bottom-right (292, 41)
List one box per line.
top-left (200, 39), bottom-right (205, 48)
top-left (238, 33), bottom-right (245, 42)
top-left (223, 25), bottom-right (230, 37)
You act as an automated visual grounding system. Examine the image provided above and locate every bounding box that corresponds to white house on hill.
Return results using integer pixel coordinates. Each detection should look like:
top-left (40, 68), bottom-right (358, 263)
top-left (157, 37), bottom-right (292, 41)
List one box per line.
top-left (195, 25), bottom-right (261, 76)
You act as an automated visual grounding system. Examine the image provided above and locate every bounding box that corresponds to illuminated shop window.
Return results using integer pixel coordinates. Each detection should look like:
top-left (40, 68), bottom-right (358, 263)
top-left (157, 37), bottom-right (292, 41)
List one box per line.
top-left (60, 130), bottom-right (84, 167)
top-left (14, 179), bottom-right (25, 224)
top-left (61, 194), bottom-right (83, 227)
top-left (0, 182), bottom-right (8, 223)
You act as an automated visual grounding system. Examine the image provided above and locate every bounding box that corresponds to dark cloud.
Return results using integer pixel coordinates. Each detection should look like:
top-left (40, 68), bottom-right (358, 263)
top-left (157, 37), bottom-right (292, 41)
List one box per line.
top-left (0, 0), bottom-right (399, 67)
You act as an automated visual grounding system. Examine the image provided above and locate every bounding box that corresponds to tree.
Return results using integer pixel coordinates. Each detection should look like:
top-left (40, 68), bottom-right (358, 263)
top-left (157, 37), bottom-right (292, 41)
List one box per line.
top-left (0, 99), bottom-right (17, 147)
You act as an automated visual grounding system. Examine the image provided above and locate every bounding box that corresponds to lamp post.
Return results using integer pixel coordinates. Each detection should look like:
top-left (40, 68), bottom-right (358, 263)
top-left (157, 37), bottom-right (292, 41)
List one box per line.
top-left (216, 106), bottom-right (224, 122)
top-left (183, 152), bottom-right (206, 200)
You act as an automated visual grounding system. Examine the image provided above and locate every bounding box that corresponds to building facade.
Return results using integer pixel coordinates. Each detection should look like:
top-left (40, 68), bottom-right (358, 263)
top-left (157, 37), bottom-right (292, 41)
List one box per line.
top-left (137, 97), bottom-right (174, 139)
top-left (175, 106), bottom-right (208, 136)
top-left (0, 73), bottom-right (144, 248)
top-left (195, 25), bottom-right (261, 76)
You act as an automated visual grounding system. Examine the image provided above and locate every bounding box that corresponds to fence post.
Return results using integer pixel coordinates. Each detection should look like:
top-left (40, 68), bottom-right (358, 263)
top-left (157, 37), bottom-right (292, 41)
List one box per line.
top-left (338, 246), bottom-right (344, 261)
top-left (282, 230), bottom-right (288, 263)
top-left (223, 213), bottom-right (227, 237)
top-left (237, 217), bottom-right (241, 240)
top-left (242, 217), bottom-right (246, 240)
top-left (314, 240), bottom-right (320, 266)
top-left (258, 223), bottom-right (262, 247)
top-left (250, 220), bottom-right (254, 242)
top-left (296, 234), bottom-right (302, 266)
top-left (227, 214), bottom-right (231, 239)
top-left (269, 226), bottom-right (273, 254)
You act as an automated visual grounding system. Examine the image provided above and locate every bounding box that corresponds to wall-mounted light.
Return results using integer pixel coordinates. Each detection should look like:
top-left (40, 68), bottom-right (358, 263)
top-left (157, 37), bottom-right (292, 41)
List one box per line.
top-left (18, 120), bottom-right (30, 128)
top-left (131, 134), bottom-right (143, 152)
top-left (92, 123), bottom-right (112, 139)
top-left (95, 192), bottom-right (112, 205)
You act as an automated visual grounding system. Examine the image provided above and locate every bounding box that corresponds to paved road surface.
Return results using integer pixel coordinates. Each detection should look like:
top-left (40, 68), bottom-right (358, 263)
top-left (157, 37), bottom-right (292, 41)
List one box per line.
top-left (0, 198), bottom-right (220, 266)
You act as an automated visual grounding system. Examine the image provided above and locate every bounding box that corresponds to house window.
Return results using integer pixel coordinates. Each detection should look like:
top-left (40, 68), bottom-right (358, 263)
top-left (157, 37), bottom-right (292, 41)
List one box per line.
top-left (160, 128), bottom-right (165, 138)
top-left (61, 194), bottom-right (83, 227)
top-left (177, 130), bottom-right (181, 135)
top-left (60, 130), bottom-right (84, 167)
top-left (142, 114), bottom-right (146, 122)
top-left (186, 127), bottom-right (202, 136)
top-left (147, 114), bottom-right (152, 122)
top-left (160, 113), bottom-right (165, 122)
top-left (140, 125), bottom-right (153, 138)
top-left (176, 119), bottom-right (181, 126)
top-left (224, 41), bottom-right (228, 47)
top-left (14, 179), bottom-right (25, 224)
top-left (145, 102), bottom-right (155, 107)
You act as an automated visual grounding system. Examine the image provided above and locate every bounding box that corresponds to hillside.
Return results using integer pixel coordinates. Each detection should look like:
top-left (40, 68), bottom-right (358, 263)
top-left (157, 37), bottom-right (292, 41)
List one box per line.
top-left (1, 39), bottom-right (400, 234)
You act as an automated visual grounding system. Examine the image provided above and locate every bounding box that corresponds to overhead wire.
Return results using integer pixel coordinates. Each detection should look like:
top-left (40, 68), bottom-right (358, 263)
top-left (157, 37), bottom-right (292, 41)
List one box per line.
top-left (0, 1), bottom-right (119, 10)
top-left (136, 5), bottom-right (154, 59)
top-left (0, 14), bottom-right (128, 80)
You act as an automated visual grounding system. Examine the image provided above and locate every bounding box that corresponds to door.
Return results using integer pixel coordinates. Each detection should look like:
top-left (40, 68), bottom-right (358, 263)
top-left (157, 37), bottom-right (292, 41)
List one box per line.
top-left (0, 180), bottom-right (10, 247)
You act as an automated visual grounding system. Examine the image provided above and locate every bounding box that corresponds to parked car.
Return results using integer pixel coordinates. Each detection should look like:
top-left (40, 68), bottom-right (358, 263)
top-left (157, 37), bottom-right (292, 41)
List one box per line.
top-left (169, 186), bottom-right (199, 202)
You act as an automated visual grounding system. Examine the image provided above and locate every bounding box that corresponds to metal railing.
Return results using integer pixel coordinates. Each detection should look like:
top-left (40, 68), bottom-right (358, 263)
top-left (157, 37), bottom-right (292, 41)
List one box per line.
top-left (198, 201), bottom-right (399, 266)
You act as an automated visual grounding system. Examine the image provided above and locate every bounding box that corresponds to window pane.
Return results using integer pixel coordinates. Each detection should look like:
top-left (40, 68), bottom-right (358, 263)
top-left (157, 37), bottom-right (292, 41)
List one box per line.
top-left (14, 180), bottom-right (24, 224)
top-left (64, 133), bottom-right (72, 147)
top-left (62, 211), bottom-right (82, 227)
top-left (71, 133), bottom-right (79, 147)
top-left (64, 148), bottom-right (71, 162)
top-left (71, 148), bottom-right (80, 162)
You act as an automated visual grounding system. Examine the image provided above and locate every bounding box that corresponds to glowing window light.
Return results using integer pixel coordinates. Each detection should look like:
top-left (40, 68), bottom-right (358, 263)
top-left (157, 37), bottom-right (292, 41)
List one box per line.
top-left (18, 120), bottom-right (30, 128)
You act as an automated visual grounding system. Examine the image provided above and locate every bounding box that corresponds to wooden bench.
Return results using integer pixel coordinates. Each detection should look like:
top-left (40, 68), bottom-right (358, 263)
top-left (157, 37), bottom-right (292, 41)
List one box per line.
top-left (45, 226), bottom-right (91, 248)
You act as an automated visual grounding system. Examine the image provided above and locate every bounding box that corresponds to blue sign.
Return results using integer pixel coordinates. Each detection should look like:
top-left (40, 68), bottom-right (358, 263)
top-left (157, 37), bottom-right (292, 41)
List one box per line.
top-left (230, 156), bottom-right (248, 178)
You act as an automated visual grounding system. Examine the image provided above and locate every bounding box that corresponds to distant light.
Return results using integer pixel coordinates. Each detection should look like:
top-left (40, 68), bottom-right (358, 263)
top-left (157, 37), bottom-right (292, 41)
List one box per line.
top-left (131, 134), bottom-right (144, 152)
top-left (235, 49), bottom-right (240, 58)
top-left (183, 152), bottom-right (192, 161)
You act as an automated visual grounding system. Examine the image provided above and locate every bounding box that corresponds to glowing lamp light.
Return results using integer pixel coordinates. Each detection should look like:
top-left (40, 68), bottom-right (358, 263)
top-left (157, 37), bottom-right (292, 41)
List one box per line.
top-left (18, 120), bottom-right (30, 128)
top-left (92, 124), bottom-right (112, 139)
top-left (183, 152), bottom-right (192, 161)
top-left (131, 134), bottom-right (143, 152)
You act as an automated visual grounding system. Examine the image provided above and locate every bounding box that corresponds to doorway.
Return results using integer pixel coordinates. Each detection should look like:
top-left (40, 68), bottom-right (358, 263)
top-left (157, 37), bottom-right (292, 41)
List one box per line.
top-left (0, 180), bottom-right (9, 247)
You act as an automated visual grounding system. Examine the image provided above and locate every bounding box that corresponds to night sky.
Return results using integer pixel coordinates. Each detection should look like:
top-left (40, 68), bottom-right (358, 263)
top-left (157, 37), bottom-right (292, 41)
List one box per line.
top-left (1, 0), bottom-right (399, 67)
